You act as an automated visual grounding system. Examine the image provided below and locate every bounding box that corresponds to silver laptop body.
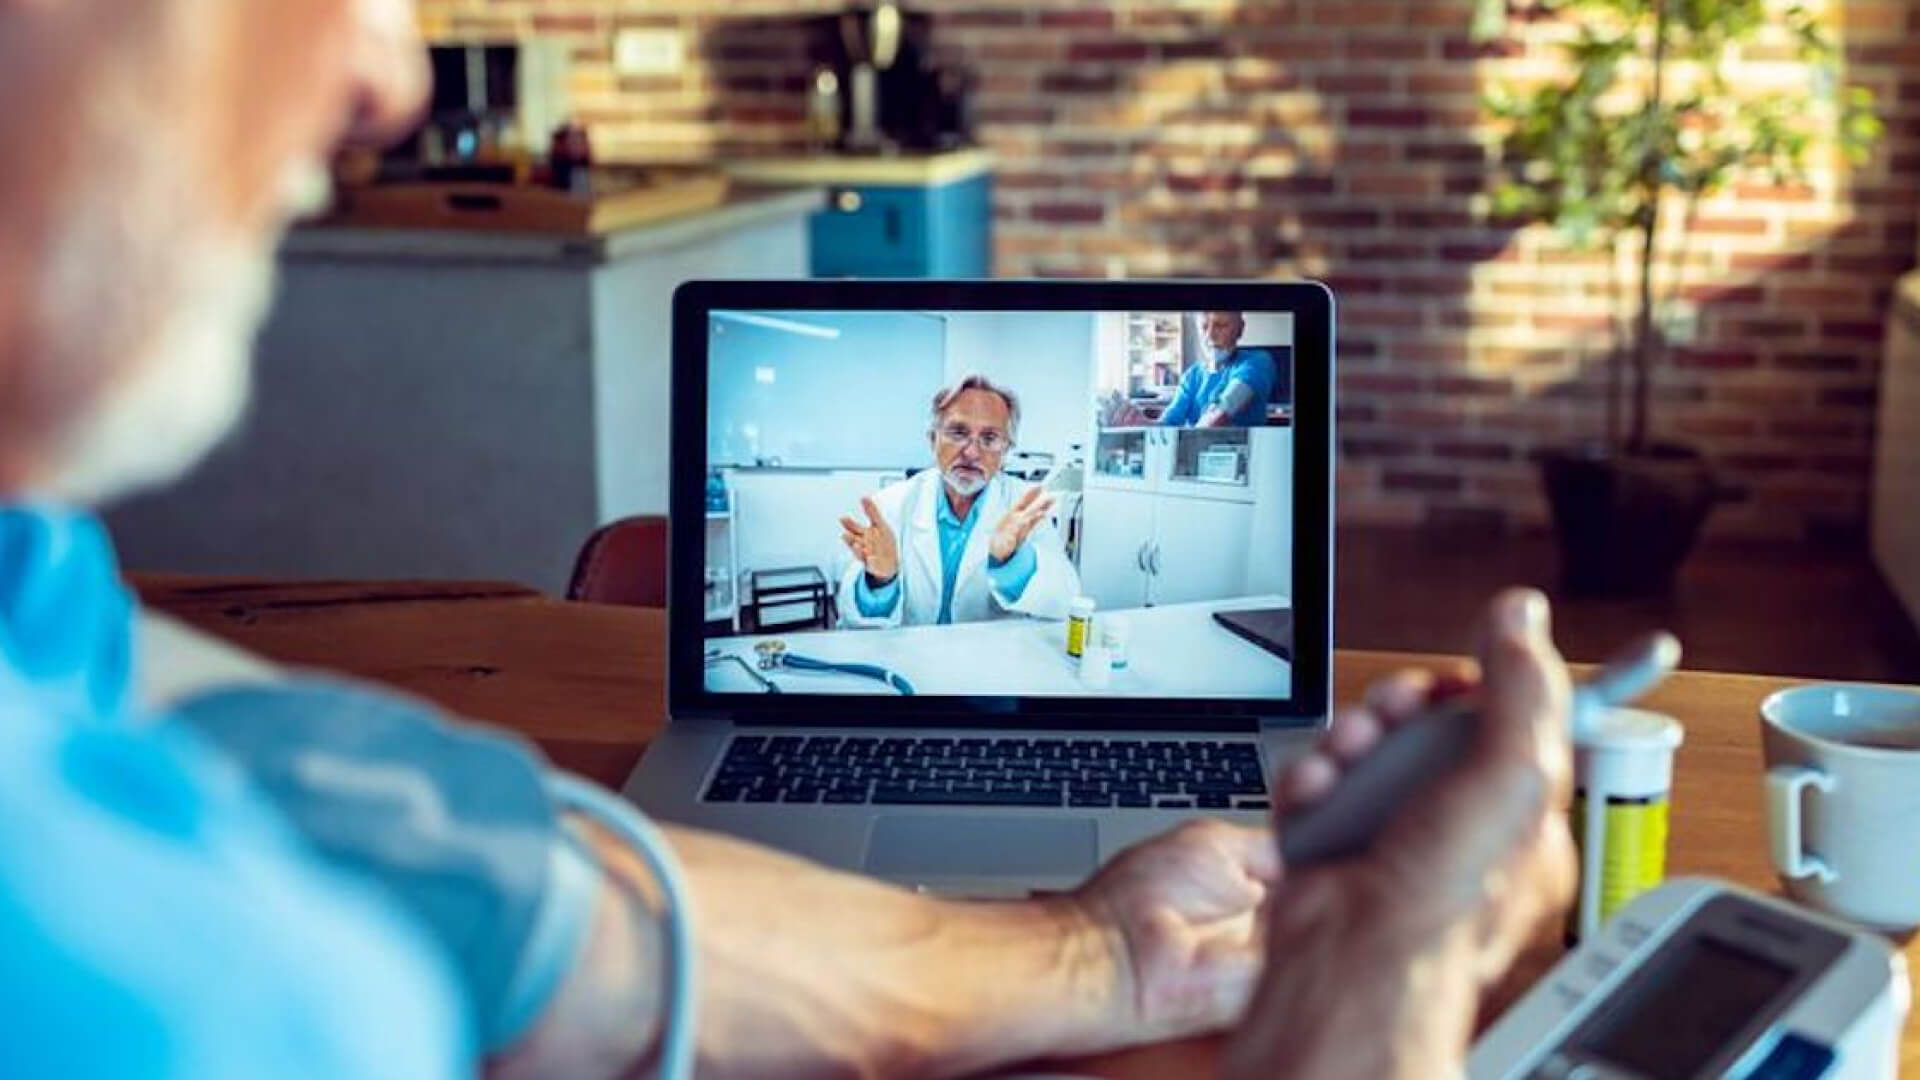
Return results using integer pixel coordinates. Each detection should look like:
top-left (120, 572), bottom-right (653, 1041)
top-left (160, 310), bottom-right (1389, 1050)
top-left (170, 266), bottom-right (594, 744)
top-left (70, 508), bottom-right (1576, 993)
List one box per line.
top-left (624, 280), bottom-right (1336, 896)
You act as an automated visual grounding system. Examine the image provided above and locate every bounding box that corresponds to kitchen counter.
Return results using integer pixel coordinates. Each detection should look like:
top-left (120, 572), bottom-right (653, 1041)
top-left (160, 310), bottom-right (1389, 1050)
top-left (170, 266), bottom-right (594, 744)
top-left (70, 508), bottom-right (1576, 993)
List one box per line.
top-left (284, 184), bottom-right (825, 265)
top-left (722, 148), bottom-right (994, 188)
top-left (107, 181), bottom-right (821, 592)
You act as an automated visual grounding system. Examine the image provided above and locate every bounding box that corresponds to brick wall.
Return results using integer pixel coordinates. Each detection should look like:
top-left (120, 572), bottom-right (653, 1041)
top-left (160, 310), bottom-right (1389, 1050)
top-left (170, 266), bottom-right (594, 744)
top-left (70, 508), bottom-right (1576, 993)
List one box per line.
top-left (419, 0), bottom-right (1920, 544)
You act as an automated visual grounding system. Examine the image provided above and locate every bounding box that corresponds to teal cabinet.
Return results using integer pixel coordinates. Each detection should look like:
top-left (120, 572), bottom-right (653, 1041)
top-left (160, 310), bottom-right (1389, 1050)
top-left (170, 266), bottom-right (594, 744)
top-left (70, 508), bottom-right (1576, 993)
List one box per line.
top-left (725, 151), bottom-right (996, 279)
top-left (811, 173), bottom-right (992, 278)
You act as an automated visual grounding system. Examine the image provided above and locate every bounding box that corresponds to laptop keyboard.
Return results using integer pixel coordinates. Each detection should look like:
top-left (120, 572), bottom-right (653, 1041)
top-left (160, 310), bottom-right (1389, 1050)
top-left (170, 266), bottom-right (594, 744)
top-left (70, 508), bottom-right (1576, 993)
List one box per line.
top-left (701, 735), bottom-right (1271, 810)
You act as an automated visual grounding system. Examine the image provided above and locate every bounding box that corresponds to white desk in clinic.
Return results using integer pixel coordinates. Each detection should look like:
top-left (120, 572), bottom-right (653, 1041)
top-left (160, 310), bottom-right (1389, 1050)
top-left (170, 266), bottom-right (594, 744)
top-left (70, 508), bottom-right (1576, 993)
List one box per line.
top-left (704, 596), bottom-right (1293, 697)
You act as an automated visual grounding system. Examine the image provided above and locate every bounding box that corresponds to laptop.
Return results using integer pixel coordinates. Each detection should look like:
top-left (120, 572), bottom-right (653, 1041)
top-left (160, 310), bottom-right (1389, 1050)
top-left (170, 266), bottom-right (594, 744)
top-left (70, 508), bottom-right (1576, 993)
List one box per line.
top-left (623, 279), bottom-right (1335, 895)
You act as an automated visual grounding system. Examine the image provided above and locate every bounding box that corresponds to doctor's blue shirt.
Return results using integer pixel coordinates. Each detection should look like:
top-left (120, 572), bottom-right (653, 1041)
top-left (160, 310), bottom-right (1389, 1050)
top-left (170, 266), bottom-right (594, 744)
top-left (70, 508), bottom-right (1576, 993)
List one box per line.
top-left (0, 506), bottom-right (469, 1079)
top-left (854, 484), bottom-right (1037, 623)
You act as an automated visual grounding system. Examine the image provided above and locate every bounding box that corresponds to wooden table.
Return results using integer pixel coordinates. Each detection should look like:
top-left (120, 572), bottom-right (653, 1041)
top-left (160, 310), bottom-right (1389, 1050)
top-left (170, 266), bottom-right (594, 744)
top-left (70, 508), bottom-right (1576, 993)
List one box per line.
top-left (137, 576), bottom-right (1920, 1076)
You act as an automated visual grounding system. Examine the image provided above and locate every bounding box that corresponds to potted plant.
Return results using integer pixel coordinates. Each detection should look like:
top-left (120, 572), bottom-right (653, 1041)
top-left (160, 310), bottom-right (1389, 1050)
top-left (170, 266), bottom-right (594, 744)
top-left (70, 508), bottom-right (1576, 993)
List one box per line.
top-left (1476, 0), bottom-right (1882, 595)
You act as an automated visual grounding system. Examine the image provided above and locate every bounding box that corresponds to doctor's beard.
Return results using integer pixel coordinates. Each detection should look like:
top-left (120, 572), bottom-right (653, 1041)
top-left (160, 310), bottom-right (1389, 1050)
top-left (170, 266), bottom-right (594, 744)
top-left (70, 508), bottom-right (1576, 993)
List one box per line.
top-left (943, 464), bottom-right (989, 499)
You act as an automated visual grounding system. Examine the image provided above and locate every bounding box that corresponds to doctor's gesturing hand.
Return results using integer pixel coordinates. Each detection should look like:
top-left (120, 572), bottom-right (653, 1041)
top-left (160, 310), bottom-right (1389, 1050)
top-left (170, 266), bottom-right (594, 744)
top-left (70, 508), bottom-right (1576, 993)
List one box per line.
top-left (841, 495), bottom-right (901, 584)
top-left (989, 486), bottom-right (1058, 563)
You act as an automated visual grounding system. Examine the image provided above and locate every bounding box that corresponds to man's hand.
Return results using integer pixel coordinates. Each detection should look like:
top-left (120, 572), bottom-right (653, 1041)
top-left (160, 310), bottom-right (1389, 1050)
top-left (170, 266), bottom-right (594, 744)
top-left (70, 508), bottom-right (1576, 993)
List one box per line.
top-left (839, 496), bottom-right (899, 584)
top-left (1069, 819), bottom-right (1278, 1048)
top-left (1224, 588), bottom-right (1578, 1080)
top-left (989, 487), bottom-right (1056, 563)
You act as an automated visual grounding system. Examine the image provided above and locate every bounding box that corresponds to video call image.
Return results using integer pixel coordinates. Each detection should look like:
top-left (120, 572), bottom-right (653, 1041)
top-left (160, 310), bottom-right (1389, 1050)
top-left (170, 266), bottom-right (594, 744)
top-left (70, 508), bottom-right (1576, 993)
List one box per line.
top-left (700, 308), bottom-right (1298, 700)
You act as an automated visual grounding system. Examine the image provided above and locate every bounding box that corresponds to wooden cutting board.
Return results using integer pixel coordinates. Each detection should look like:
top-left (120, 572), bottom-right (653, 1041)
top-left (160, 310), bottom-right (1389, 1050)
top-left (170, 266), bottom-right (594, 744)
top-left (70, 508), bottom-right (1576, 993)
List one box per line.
top-left (325, 167), bottom-right (732, 235)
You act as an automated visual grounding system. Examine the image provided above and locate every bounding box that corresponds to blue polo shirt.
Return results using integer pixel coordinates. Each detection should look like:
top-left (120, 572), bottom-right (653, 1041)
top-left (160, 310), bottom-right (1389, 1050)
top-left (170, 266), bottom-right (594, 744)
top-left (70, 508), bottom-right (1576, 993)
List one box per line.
top-left (0, 506), bottom-right (468, 1078)
top-left (1160, 347), bottom-right (1281, 427)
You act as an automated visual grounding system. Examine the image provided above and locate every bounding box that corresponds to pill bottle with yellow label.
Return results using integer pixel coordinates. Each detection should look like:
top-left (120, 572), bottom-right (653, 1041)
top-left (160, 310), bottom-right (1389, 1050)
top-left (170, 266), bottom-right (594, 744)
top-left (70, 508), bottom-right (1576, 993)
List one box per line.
top-left (1067, 597), bottom-right (1096, 659)
top-left (1568, 707), bottom-right (1684, 942)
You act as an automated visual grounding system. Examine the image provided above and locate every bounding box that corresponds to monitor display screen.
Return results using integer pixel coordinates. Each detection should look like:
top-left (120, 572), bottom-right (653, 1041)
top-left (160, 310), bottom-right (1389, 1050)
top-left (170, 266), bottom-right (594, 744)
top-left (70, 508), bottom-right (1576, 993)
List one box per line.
top-left (697, 307), bottom-right (1300, 703)
top-left (1574, 935), bottom-right (1797, 1080)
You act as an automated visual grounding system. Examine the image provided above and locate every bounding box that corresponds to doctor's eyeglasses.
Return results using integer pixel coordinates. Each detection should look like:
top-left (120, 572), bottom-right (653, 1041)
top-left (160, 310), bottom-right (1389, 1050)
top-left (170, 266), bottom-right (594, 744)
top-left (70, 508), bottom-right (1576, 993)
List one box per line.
top-left (935, 424), bottom-right (1011, 454)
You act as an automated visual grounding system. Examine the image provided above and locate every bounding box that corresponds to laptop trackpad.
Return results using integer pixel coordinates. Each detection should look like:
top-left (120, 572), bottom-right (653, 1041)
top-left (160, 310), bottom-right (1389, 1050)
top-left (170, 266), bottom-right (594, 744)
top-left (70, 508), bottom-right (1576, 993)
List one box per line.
top-left (864, 815), bottom-right (1098, 880)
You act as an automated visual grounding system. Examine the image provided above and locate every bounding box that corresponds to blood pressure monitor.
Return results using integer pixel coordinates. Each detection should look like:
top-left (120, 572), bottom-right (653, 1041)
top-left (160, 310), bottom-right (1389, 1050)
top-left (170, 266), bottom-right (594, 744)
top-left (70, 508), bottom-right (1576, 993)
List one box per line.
top-left (1472, 879), bottom-right (1908, 1080)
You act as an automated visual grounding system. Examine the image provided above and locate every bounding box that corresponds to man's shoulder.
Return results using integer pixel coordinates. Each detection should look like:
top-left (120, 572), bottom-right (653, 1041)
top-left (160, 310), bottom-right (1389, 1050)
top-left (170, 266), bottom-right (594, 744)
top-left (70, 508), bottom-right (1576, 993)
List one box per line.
top-left (138, 610), bottom-right (283, 708)
top-left (1237, 347), bottom-right (1280, 371)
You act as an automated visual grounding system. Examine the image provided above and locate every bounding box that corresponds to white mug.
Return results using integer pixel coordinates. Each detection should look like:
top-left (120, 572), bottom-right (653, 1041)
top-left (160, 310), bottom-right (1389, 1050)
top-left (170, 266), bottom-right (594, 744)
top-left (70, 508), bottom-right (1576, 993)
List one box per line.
top-left (1761, 684), bottom-right (1920, 932)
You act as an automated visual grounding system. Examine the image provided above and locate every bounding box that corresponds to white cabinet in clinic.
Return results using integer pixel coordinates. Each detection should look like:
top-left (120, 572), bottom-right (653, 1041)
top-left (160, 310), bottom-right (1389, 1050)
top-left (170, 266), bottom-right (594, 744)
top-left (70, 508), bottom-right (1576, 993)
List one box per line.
top-left (1077, 488), bottom-right (1158, 609)
top-left (1150, 497), bottom-right (1255, 607)
top-left (1077, 428), bottom-right (1292, 610)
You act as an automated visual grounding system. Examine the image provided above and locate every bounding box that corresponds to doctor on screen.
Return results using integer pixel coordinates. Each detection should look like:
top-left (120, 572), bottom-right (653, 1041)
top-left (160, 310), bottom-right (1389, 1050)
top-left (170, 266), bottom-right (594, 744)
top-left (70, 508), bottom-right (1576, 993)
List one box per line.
top-left (838, 374), bottom-right (1080, 628)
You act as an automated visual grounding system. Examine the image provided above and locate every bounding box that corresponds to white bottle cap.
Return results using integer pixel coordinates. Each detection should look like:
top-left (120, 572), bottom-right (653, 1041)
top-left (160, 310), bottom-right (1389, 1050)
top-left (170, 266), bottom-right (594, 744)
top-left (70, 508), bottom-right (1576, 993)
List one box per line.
top-left (1071, 596), bottom-right (1096, 617)
top-left (1575, 707), bottom-right (1684, 800)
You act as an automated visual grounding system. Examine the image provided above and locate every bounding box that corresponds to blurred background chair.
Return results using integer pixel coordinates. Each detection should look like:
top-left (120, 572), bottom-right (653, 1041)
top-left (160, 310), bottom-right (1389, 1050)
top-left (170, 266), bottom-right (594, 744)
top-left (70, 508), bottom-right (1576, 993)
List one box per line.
top-left (567, 515), bottom-right (668, 608)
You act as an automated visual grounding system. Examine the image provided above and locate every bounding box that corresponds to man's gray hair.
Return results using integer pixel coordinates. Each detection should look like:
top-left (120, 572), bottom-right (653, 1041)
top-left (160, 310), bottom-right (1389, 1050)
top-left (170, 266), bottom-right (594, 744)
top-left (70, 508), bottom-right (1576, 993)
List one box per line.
top-left (929, 373), bottom-right (1021, 442)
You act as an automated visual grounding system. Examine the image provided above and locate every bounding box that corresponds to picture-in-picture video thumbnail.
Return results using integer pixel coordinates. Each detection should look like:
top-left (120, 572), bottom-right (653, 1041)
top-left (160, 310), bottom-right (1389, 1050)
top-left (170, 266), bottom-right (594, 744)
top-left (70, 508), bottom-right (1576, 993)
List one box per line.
top-left (700, 308), bottom-right (1298, 701)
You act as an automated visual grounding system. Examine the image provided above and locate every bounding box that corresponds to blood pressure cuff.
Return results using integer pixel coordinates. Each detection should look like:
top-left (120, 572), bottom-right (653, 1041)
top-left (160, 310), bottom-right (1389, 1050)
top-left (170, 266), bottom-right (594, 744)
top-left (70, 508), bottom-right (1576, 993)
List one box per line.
top-left (170, 682), bottom-right (599, 1053)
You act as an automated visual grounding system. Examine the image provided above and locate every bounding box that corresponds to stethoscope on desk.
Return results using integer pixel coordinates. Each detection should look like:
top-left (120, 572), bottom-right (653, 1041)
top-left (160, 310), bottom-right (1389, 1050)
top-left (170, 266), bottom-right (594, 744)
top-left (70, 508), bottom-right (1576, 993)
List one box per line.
top-left (704, 640), bottom-right (917, 696)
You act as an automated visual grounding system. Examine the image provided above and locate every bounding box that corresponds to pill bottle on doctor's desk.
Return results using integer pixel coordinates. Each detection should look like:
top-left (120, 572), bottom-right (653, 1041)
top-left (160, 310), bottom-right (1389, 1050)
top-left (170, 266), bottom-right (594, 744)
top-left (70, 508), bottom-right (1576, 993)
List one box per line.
top-left (1067, 598), bottom-right (1096, 659)
top-left (1101, 616), bottom-right (1130, 670)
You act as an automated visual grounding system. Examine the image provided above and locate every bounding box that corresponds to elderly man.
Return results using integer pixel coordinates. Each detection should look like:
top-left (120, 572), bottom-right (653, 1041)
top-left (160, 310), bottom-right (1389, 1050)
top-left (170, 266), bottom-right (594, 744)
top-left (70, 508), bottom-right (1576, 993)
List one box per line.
top-left (838, 373), bottom-right (1079, 627)
top-left (1161, 310), bottom-right (1284, 428)
top-left (0, 0), bottom-right (1573, 1076)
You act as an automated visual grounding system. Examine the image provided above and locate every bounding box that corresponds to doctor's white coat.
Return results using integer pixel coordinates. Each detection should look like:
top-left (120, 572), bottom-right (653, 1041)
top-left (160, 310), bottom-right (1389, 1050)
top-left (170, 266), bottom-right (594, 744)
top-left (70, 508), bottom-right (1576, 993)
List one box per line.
top-left (837, 469), bottom-right (1080, 629)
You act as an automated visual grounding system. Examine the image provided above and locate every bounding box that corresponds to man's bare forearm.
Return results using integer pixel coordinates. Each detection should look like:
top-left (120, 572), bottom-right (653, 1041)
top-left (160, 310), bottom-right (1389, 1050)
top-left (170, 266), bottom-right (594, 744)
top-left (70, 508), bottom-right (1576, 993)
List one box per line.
top-left (494, 822), bottom-right (1125, 1079)
top-left (667, 825), bottom-right (1122, 1077)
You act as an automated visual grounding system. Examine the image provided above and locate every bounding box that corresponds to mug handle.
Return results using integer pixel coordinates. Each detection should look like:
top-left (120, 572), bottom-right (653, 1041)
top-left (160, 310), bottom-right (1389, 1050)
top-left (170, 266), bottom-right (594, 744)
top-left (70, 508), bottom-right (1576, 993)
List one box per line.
top-left (1766, 766), bottom-right (1838, 883)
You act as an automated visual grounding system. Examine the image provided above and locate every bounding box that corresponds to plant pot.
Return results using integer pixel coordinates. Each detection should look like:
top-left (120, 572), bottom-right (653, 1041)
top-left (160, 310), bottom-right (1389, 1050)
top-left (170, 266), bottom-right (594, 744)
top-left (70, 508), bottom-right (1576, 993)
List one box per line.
top-left (1537, 443), bottom-right (1724, 597)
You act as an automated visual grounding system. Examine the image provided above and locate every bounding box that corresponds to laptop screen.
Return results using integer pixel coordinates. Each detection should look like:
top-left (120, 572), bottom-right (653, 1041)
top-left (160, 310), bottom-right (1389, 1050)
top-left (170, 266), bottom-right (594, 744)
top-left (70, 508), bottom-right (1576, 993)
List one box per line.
top-left (696, 304), bottom-right (1306, 707)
